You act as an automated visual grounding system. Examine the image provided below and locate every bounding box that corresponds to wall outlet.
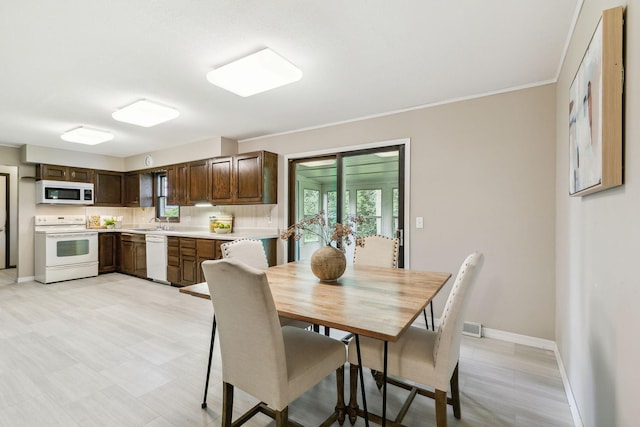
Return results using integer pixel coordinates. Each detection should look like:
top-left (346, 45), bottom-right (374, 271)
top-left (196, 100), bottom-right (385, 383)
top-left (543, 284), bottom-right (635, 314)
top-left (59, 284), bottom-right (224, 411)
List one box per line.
top-left (416, 217), bottom-right (424, 228)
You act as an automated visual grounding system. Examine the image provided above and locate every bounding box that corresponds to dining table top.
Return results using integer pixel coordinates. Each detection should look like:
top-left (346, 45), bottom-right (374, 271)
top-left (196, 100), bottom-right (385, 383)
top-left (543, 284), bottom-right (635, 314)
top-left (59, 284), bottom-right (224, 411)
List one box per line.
top-left (180, 260), bottom-right (451, 342)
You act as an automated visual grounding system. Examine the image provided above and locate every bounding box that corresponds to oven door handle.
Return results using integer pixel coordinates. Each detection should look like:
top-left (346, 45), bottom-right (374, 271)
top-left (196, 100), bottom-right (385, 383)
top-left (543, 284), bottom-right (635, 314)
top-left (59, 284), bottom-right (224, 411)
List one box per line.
top-left (47, 232), bottom-right (97, 238)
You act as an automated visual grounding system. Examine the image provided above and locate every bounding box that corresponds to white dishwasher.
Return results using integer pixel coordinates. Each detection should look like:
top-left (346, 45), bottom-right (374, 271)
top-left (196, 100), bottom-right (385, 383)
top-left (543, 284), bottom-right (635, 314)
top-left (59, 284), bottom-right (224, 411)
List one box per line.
top-left (146, 234), bottom-right (169, 284)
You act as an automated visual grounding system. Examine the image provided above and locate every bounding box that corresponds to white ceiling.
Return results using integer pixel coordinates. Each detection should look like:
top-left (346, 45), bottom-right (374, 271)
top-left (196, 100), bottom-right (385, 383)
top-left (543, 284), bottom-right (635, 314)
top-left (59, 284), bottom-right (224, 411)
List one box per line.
top-left (0, 1), bottom-right (579, 158)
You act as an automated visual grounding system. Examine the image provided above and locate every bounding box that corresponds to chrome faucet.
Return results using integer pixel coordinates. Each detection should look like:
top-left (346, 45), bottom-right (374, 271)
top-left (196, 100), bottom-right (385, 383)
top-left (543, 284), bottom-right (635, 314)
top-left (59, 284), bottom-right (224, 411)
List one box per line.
top-left (149, 217), bottom-right (162, 229)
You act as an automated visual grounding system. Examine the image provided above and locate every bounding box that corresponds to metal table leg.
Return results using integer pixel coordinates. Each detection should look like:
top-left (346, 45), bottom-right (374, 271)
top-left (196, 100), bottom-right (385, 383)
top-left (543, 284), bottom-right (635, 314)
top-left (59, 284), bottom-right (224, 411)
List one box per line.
top-left (382, 341), bottom-right (388, 427)
top-left (355, 334), bottom-right (370, 427)
top-left (201, 315), bottom-right (217, 409)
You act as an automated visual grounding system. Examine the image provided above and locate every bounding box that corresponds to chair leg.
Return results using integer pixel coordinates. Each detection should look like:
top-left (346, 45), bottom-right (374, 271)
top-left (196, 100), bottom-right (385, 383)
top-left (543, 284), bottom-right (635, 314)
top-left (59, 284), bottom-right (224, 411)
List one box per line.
top-left (202, 315), bottom-right (216, 409)
top-left (423, 308), bottom-right (429, 330)
top-left (275, 407), bottom-right (289, 427)
top-left (450, 363), bottom-right (461, 419)
top-left (430, 301), bottom-right (435, 331)
top-left (336, 366), bottom-right (346, 425)
top-left (222, 382), bottom-right (234, 427)
top-left (434, 389), bottom-right (448, 427)
top-left (347, 364), bottom-right (359, 424)
top-left (371, 369), bottom-right (384, 390)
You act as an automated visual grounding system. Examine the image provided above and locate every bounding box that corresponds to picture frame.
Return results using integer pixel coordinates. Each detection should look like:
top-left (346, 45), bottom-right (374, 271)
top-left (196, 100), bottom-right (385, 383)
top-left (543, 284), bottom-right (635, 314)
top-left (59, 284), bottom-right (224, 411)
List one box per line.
top-left (569, 6), bottom-right (624, 196)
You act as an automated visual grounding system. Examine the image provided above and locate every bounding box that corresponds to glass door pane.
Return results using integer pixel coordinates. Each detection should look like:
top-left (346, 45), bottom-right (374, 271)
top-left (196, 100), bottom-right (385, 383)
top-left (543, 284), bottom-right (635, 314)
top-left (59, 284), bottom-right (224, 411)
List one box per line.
top-left (287, 146), bottom-right (404, 267)
top-left (341, 149), bottom-right (401, 264)
top-left (290, 157), bottom-right (337, 261)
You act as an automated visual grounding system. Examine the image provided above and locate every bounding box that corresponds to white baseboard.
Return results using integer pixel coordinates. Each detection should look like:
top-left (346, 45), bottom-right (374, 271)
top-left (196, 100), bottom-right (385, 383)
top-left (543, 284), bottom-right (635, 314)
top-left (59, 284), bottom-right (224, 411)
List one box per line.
top-left (481, 327), bottom-right (583, 427)
top-left (17, 276), bottom-right (35, 283)
top-left (554, 346), bottom-right (584, 427)
top-left (481, 327), bottom-right (557, 350)
top-left (417, 316), bottom-right (583, 427)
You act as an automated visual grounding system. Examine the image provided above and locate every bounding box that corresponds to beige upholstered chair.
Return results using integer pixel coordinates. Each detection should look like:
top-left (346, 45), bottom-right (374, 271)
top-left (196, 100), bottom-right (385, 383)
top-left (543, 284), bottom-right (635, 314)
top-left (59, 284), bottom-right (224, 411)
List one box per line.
top-left (347, 252), bottom-right (484, 427)
top-left (353, 234), bottom-right (399, 269)
top-left (354, 234), bottom-right (435, 331)
top-left (220, 238), bottom-right (270, 270)
top-left (202, 259), bottom-right (347, 426)
top-left (220, 238), bottom-right (311, 330)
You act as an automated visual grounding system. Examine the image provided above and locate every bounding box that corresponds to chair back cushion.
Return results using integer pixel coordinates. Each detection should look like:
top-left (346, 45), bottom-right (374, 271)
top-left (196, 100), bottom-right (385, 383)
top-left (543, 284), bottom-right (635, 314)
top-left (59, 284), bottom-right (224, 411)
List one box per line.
top-left (433, 252), bottom-right (484, 379)
top-left (202, 259), bottom-right (287, 405)
top-left (353, 235), bottom-right (399, 268)
top-left (221, 238), bottom-right (269, 270)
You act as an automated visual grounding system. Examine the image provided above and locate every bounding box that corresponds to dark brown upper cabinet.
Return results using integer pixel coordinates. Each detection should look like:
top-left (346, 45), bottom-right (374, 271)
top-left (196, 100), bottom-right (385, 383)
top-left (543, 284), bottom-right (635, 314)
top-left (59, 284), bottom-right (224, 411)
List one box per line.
top-left (37, 164), bottom-right (94, 183)
top-left (209, 151), bottom-right (277, 205)
top-left (233, 151), bottom-right (277, 204)
top-left (94, 170), bottom-right (124, 206)
top-left (124, 172), bottom-right (153, 207)
top-left (187, 159), bottom-right (209, 205)
top-left (166, 163), bottom-right (188, 206)
top-left (209, 156), bottom-right (234, 204)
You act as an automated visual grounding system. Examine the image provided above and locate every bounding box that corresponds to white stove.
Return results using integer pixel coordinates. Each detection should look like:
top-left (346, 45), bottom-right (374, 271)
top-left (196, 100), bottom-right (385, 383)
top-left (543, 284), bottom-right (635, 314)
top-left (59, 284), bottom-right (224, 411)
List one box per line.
top-left (34, 215), bottom-right (88, 233)
top-left (34, 215), bottom-right (99, 284)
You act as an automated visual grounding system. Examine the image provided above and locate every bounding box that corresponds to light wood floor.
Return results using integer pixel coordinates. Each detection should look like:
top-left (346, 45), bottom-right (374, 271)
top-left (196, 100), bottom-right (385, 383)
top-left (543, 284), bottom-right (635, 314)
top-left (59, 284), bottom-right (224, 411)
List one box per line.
top-left (0, 269), bottom-right (574, 426)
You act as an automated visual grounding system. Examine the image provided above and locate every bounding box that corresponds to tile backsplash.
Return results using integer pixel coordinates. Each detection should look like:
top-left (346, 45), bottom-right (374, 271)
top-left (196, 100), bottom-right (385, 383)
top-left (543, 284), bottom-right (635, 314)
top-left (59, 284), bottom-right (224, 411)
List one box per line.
top-left (83, 204), bottom-right (278, 230)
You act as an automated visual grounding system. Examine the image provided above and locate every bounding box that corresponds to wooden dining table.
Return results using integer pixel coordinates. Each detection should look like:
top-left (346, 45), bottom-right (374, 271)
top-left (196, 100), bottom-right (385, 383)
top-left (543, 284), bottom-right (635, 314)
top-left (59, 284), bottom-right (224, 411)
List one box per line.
top-left (180, 260), bottom-right (451, 426)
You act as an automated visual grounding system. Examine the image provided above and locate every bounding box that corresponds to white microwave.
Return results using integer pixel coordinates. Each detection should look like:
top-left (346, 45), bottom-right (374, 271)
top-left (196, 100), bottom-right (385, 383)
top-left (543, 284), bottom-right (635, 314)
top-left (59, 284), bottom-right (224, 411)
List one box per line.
top-left (36, 180), bottom-right (94, 205)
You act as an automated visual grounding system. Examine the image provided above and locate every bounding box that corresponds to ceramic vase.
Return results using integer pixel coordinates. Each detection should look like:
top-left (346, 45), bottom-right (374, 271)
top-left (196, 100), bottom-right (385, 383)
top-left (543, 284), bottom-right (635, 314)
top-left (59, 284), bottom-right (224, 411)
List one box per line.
top-left (310, 245), bottom-right (346, 281)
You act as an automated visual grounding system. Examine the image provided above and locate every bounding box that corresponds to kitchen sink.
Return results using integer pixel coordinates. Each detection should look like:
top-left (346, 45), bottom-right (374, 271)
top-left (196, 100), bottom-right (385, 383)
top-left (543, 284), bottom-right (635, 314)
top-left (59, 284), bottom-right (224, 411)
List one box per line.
top-left (130, 228), bottom-right (164, 232)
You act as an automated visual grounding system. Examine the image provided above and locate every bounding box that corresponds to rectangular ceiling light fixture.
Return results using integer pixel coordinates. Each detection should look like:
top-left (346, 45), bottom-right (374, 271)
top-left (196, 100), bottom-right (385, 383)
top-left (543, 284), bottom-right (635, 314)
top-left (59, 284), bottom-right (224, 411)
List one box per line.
top-left (112, 99), bottom-right (180, 127)
top-left (60, 127), bottom-right (114, 145)
top-left (206, 48), bottom-right (303, 97)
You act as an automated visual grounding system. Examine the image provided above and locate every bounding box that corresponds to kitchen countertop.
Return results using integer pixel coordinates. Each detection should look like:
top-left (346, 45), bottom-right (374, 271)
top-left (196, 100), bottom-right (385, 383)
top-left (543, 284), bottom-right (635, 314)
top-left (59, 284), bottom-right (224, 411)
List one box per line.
top-left (94, 227), bottom-right (280, 240)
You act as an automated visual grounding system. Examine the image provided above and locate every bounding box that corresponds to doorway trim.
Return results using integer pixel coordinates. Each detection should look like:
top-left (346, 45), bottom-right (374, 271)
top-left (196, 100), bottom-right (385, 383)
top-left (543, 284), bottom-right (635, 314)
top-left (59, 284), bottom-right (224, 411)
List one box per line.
top-left (283, 138), bottom-right (411, 267)
top-left (0, 173), bottom-right (9, 269)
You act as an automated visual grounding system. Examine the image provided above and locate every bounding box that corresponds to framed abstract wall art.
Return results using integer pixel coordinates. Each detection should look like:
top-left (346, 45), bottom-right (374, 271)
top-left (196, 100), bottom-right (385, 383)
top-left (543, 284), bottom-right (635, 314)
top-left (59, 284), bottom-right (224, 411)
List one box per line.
top-left (569, 6), bottom-right (624, 196)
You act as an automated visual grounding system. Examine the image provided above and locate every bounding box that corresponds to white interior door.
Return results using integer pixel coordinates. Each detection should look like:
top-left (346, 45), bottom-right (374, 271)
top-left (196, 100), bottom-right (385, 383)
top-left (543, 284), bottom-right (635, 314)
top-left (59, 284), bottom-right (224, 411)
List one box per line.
top-left (0, 175), bottom-right (6, 269)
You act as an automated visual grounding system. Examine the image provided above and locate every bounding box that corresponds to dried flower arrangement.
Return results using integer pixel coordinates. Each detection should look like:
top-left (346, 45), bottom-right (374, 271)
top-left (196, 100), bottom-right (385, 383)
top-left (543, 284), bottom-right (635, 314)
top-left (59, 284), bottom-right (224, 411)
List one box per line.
top-left (280, 211), bottom-right (365, 250)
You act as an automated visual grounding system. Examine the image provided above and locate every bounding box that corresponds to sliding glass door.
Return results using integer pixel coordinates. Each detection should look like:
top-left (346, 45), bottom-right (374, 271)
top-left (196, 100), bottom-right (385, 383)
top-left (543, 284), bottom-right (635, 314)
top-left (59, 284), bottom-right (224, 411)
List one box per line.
top-left (287, 145), bottom-right (404, 267)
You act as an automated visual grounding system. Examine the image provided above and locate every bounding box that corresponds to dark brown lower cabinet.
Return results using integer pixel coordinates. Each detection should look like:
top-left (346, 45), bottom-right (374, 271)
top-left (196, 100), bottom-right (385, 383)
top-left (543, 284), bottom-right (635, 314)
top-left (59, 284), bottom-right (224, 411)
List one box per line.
top-left (167, 237), bottom-right (180, 284)
top-left (196, 239), bottom-right (220, 283)
top-left (180, 238), bottom-right (197, 285)
top-left (167, 236), bottom-right (277, 287)
top-left (120, 233), bottom-right (146, 278)
top-left (98, 232), bottom-right (119, 273)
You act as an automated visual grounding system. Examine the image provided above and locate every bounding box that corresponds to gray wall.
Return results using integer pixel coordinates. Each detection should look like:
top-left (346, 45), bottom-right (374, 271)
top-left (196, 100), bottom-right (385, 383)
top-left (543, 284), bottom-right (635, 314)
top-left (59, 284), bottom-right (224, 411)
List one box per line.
top-left (241, 84), bottom-right (557, 340)
top-left (556, 1), bottom-right (638, 426)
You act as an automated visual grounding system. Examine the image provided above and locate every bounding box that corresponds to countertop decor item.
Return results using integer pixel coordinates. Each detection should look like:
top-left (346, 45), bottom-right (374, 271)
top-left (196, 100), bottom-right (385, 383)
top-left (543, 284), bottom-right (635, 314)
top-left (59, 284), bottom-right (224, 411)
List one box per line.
top-left (280, 210), bottom-right (365, 281)
top-left (209, 214), bottom-right (233, 233)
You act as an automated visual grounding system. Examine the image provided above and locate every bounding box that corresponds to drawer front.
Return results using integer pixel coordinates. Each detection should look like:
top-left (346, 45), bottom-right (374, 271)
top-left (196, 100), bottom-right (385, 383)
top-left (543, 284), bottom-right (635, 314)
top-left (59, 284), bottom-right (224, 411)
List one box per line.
top-left (197, 239), bottom-right (216, 258)
top-left (168, 245), bottom-right (179, 257)
top-left (181, 247), bottom-right (196, 257)
top-left (180, 238), bottom-right (196, 249)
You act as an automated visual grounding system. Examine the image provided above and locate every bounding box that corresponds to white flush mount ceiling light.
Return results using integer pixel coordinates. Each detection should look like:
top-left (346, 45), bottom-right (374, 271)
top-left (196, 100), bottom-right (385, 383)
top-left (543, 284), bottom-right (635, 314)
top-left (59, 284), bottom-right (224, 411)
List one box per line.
top-left (206, 48), bottom-right (303, 97)
top-left (112, 99), bottom-right (180, 127)
top-left (60, 127), bottom-right (114, 145)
